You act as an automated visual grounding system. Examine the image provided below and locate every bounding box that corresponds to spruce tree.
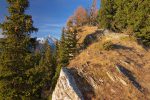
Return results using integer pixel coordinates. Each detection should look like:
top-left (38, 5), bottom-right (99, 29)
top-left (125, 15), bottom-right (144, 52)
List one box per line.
top-left (59, 27), bottom-right (69, 67)
top-left (38, 40), bottom-right (54, 96)
top-left (49, 42), bottom-right (61, 96)
top-left (0, 0), bottom-right (37, 99)
top-left (65, 28), bottom-right (77, 60)
top-left (98, 0), bottom-right (150, 46)
top-left (59, 26), bottom-right (78, 67)
top-left (132, 0), bottom-right (150, 46)
top-left (98, 0), bottom-right (116, 30)
top-left (26, 40), bottom-right (54, 98)
top-left (112, 0), bottom-right (128, 31)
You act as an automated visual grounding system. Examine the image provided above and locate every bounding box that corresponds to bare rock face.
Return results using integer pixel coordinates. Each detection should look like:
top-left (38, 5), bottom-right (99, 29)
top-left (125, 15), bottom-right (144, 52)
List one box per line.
top-left (52, 68), bottom-right (84, 100)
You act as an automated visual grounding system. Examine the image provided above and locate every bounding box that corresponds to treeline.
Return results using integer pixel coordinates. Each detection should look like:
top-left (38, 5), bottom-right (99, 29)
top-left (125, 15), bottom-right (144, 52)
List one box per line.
top-left (98, 0), bottom-right (150, 46)
top-left (0, 0), bottom-right (58, 99)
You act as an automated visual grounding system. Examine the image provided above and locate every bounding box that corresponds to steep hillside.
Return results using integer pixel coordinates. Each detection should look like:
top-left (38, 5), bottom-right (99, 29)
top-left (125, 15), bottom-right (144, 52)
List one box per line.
top-left (53, 26), bottom-right (150, 100)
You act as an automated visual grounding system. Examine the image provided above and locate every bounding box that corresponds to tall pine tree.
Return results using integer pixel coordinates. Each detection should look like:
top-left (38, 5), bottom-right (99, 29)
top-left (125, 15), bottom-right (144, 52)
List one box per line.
top-left (65, 27), bottom-right (77, 60)
top-left (58, 26), bottom-right (77, 67)
top-left (59, 27), bottom-right (69, 67)
top-left (26, 40), bottom-right (55, 98)
top-left (0, 0), bottom-right (37, 99)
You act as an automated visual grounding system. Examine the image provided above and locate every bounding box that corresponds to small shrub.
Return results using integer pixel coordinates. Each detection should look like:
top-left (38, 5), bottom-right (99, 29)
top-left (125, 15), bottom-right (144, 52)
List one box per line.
top-left (120, 35), bottom-right (136, 42)
top-left (102, 41), bottom-right (114, 50)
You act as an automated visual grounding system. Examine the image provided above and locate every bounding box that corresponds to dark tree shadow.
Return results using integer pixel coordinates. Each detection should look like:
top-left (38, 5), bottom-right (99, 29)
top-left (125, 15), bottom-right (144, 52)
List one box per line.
top-left (70, 68), bottom-right (95, 100)
top-left (117, 64), bottom-right (144, 92)
top-left (79, 29), bottom-right (134, 52)
top-left (112, 44), bottom-right (133, 50)
top-left (81, 30), bottom-right (104, 50)
top-left (137, 38), bottom-right (150, 51)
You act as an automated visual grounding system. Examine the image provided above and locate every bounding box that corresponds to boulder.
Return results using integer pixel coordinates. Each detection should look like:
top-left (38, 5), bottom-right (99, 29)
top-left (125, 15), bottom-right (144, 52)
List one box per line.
top-left (52, 68), bottom-right (84, 100)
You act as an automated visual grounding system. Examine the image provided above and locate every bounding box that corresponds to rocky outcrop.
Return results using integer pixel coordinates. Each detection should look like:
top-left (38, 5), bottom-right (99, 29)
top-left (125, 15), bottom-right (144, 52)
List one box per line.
top-left (52, 68), bottom-right (84, 100)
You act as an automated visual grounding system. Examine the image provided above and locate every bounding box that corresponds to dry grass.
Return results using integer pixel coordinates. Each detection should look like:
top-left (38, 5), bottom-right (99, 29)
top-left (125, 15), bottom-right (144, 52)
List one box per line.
top-left (77, 26), bottom-right (98, 44)
top-left (68, 29), bottom-right (150, 100)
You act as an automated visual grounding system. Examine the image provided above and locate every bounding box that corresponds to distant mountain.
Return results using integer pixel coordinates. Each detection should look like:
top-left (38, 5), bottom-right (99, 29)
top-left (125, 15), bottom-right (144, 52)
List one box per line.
top-left (0, 33), bottom-right (58, 52)
top-left (36, 35), bottom-right (58, 52)
top-left (37, 35), bottom-right (58, 44)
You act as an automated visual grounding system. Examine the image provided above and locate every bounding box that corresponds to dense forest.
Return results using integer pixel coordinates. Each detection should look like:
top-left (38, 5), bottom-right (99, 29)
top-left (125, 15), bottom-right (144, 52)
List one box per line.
top-left (0, 0), bottom-right (149, 99)
top-left (98, 0), bottom-right (150, 46)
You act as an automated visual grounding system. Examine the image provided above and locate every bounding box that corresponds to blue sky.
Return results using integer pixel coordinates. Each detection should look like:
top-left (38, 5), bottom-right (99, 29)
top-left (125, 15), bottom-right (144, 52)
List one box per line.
top-left (0, 0), bottom-right (100, 39)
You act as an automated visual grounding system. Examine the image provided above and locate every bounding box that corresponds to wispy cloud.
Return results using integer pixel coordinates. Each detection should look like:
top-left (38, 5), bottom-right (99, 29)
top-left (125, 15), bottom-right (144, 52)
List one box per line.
top-left (44, 23), bottom-right (65, 28)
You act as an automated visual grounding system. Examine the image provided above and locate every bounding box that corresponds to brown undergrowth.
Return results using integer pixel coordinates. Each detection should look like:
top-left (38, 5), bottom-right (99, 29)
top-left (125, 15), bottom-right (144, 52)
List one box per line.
top-left (68, 26), bottom-right (150, 100)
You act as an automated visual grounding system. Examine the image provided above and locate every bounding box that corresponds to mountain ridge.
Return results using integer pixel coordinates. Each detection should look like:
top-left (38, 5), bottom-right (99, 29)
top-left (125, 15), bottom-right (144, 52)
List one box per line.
top-left (52, 26), bottom-right (150, 100)
top-left (36, 35), bottom-right (58, 52)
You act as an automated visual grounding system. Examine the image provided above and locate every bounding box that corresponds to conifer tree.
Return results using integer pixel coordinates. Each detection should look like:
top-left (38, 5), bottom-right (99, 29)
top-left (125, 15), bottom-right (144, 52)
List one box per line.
top-left (59, 27), bottom-right (69, 67)
top-left (98, 0), bottom-right (116, 30)
top-left (50, 42), bottom-right (61, 95)
top-left (132, 0), bottom-right (150, 46)
top-left (52, 41), bottom-right (59, 68)
top-left (58, 26), bottom-right (78, 67)
top-left (98, 0), bottom-right (150, 46)
top-left (112, 0), bottom-right (128, 31)
top-left (67, 16), bottom-right (75, 27)
top-left (0, 0), bottom-right (37, 99)
top-left (65, 28), bottom-right (77, 60)
top-left (26, 40), bottom-right (54, 98)
top-left (38, 40), bottom-right (54, 94)
top-left (55, 41), bottom-right (59, 60)
top-left (41, 40), bottom-right (54, 73)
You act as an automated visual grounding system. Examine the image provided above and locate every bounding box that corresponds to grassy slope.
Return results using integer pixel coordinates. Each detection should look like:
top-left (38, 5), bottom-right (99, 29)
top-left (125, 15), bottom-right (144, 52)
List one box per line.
top-left (68, 26), bottom-right (150, 100)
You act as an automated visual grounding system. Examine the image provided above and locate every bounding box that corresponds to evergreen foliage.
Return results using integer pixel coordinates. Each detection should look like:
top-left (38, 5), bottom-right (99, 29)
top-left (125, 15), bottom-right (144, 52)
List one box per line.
top-left (0, 0), bottom-right (38, 99)
top-left (98, 0), bottom-right (116, 30)
top-left (65, 28), bottom-right (78, 60)
top-left (58, 28), bottom-right (69, 67)
top-left (26, 40), bottom-right (55, 98)
top-left (98, 0), bottom-right (150, 46)
top-left (58, 27), bottom-right (78, 67)
top-left (0, 0), bottom-right (57, 99)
